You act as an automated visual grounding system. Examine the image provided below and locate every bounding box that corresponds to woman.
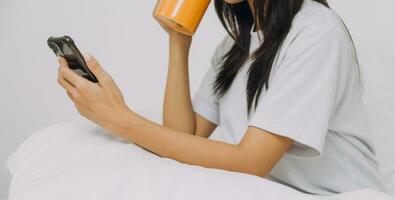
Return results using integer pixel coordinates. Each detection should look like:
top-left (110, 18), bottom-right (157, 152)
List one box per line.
top-left (57, 0), bottom-right (387, 195)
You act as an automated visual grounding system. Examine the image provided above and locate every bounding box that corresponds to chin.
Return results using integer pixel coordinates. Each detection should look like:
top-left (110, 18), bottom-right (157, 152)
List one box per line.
top-left (224, 0), bottom-right (245, 4)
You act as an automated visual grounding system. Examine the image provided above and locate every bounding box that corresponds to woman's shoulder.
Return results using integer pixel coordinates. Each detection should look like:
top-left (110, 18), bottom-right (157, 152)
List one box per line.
top-left (283, 0), bottom-right (356, 59)
top-left (292, 0), bottom-right (351, 37)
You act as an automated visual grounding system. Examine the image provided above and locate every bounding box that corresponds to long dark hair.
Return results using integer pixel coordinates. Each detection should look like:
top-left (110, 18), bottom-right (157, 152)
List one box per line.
top-left (213, 0), bottom-right (330, 117)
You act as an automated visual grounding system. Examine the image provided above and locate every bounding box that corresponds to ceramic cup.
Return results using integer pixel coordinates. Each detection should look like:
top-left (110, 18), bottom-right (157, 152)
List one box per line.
top-left (154, 0), bottom-right (211, 35)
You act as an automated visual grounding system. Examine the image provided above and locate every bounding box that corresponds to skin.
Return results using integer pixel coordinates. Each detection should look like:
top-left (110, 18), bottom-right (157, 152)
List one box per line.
top-left (57, 0), bottom-right (293, 178)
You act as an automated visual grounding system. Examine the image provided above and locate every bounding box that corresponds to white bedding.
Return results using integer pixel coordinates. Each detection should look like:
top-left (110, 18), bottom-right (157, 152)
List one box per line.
top-left (5, 121), bottom-right (395, 200)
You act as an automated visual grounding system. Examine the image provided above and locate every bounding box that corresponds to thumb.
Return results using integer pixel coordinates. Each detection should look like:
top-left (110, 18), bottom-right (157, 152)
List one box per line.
top-left (84, 53), bottom-right (106, 81)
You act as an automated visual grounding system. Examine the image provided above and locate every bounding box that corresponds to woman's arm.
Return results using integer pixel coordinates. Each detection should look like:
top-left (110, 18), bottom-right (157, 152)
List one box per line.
top-left (163, 35), bottom-right (217, 138)
top-left (117, 110), bottom-right (293, 177)
top-left (158, 7), bottom-right (217, 137)
top-left (162, 35), bottom-right (196, 134)
top-left (57, 53), bottom-right (292, 178)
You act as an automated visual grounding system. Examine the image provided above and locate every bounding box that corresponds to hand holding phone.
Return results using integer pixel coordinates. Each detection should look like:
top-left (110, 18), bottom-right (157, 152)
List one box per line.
top-left (47, 35), bottom-right (98, 83)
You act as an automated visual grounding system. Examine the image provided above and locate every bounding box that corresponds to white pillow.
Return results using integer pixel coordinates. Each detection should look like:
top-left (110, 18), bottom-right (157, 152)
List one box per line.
top-left (5, 121), bottom-right (395, 200)
top-left (328, 0), bottom-right (395, 194)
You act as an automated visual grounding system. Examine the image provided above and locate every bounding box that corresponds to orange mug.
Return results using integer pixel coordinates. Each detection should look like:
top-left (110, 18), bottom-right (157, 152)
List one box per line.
top-left (154, 0), bottom-right (211, 36)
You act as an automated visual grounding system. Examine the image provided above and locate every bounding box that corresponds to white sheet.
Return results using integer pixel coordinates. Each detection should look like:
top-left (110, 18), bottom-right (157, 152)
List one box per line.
top-left (5, 121), bottom-right (395, 200)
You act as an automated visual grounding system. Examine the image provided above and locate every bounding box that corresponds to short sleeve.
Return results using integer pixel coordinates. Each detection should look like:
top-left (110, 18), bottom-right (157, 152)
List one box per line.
top-left (192, 64), bottom-right (220, 125)
top-left (248, 25), bottom-right (352, 158)
top-left (192, 36), bottom-right (233, 125)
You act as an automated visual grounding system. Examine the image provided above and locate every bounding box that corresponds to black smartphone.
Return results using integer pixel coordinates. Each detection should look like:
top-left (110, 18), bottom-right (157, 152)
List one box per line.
top-left (47, 35), bottom-right (98, 83)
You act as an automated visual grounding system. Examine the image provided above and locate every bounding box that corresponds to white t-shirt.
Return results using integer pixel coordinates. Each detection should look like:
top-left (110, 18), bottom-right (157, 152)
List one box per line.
top-left (192, 0), bottom-right (387, 195)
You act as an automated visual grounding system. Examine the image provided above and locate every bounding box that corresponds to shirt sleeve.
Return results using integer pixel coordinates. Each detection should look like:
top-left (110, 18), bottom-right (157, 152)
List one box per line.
top-left (248, 24), bottom-right (352, 158)
top-left (191, 64), bottom-right (220, 125)
top-left (191, 36), bottom-right (232, 125)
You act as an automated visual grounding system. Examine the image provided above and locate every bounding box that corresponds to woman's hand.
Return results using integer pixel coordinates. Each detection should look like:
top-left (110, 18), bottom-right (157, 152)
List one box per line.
top-left (57, 54), bottom-right (134, 134)
top-left (153, 0), bottom-right (192, 48)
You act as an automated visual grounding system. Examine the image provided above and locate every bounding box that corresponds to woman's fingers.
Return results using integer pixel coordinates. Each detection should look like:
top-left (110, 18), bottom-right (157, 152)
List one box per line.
top-left (83, 53), bottom-right (108, 83)
top-left (57, 57), bottom-right (88, 103)
top-left (153, 0), bottom-right (174, 34)
top-left (58, 56), bottom-right (91, 89)
top-left (57, 72), bottom-right (74, 92)
top-left (66, 91), bottom-right (75, 101)
top-left (57, 71), bottom-right (80, 101)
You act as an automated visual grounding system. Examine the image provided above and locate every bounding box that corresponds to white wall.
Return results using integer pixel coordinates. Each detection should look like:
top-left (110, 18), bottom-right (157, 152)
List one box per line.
top-left (1, 0), bottom-right (394, 198)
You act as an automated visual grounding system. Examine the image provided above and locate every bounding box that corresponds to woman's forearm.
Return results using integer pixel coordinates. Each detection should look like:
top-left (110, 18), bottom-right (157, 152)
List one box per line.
top-left (118, 111), bottom-right (261, 176)
top-left (163, 35), bottom-right (196, 134)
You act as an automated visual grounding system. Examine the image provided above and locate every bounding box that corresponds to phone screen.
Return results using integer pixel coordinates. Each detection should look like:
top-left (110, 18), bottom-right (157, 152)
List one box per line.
top-left (48, 36), bottom-right (98, 83)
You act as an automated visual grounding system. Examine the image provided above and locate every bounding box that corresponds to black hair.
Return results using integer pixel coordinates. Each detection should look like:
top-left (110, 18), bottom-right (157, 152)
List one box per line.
top-left (213, 0), bottom-right (330, 117)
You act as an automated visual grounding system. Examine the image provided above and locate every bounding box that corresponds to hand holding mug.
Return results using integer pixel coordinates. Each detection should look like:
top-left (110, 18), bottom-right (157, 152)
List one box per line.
top-left (153, 0), bottom-right (193, 47)
top-left (153, 0), bottom-right (211, 36)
